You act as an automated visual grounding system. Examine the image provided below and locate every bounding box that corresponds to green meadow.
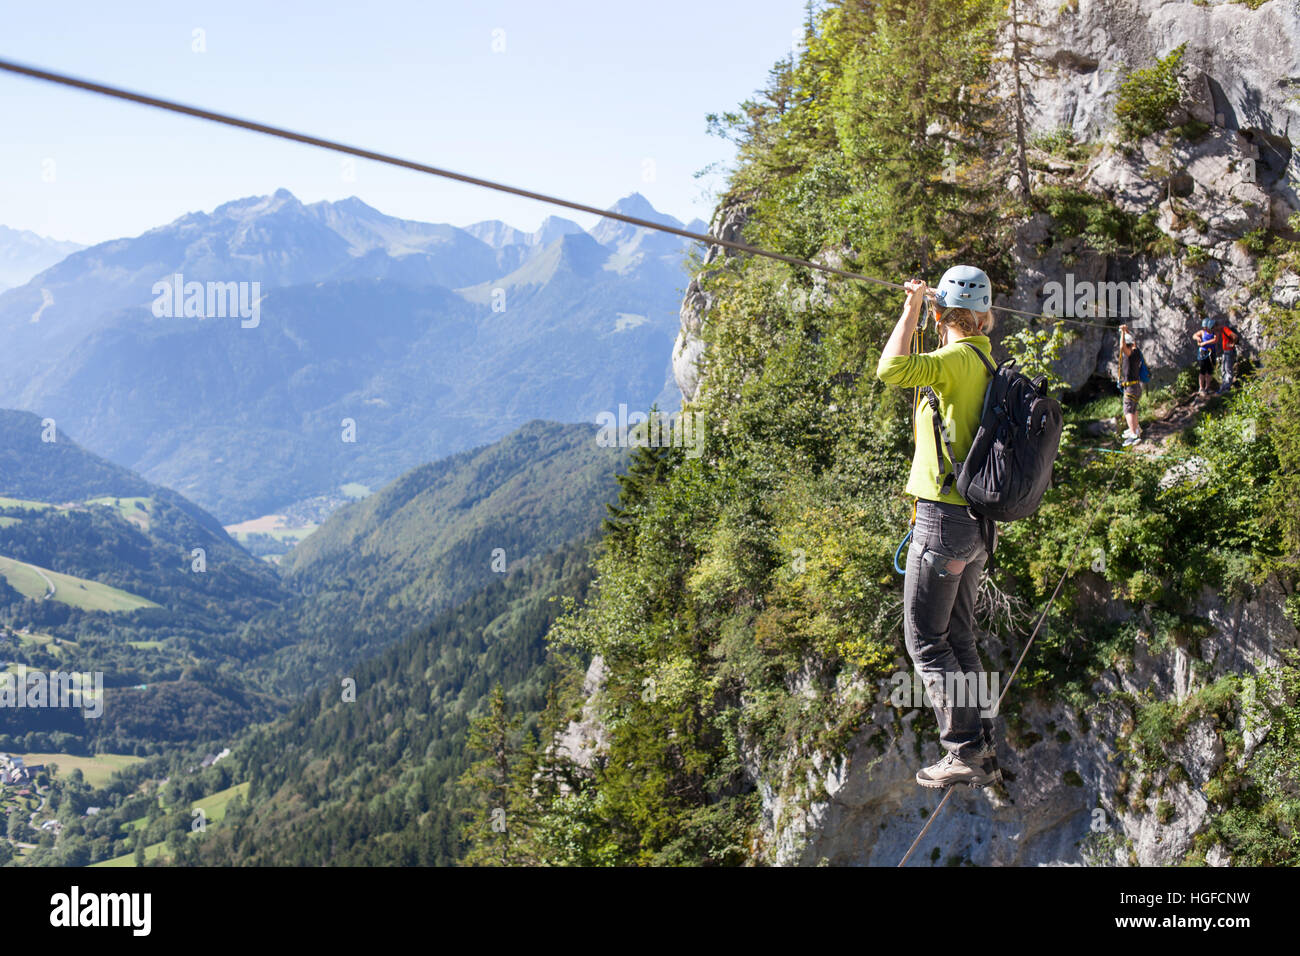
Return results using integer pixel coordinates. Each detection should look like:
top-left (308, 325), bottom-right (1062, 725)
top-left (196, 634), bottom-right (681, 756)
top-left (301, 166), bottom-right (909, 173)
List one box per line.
top-left (14, 752), bottom-right (144, 789)
top-left (94, 782), bottom-right (251, 867)
top-left (0, 556), bottom-right (159, 612)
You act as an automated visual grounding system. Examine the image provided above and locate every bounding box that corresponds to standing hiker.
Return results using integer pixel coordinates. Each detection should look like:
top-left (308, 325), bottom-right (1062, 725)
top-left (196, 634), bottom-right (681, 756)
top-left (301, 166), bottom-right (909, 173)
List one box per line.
top-left (1193, 319), bottom-right (1218, 396)
top-left (1217, 313), bottom-right (1240, 394)
top-left (877, 265), bottom-right (1000, 789)
top-left (1118, 324), bottom-right (1145, 446)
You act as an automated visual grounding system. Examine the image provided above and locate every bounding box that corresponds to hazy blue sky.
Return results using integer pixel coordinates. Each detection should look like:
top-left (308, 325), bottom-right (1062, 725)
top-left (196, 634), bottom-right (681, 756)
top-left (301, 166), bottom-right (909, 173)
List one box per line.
top-left (0, 0), bottom-right (809, 244)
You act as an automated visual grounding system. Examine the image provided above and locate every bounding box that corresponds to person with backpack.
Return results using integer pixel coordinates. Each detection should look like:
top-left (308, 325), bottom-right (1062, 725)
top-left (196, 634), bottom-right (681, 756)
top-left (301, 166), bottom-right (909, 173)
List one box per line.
top-left (1117, 323), bottom-right (1147, 446)
top-left (1217, 313), bottom-right (1240, 393)
top-left (876, 265), bottom-right (1002, 789)
top-left (1193, 319), bottom-right (1219, 396)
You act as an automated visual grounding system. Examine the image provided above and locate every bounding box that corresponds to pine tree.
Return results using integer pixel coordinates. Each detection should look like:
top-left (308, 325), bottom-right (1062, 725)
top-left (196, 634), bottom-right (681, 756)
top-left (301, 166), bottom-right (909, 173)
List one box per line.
top-left (457, 685), bottom-right (535, 866)
top-left (602, 439), bottom-right (675, 552)
top-left (1008, 0), bottom-right (1033, 199)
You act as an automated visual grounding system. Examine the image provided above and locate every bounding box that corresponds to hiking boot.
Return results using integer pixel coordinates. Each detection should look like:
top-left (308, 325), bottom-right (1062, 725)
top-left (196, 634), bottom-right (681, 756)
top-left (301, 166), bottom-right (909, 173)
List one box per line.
top-left (972, 741), bottom-right (1002, 782)
top-left (916, 751), bottom-right (1001, 789)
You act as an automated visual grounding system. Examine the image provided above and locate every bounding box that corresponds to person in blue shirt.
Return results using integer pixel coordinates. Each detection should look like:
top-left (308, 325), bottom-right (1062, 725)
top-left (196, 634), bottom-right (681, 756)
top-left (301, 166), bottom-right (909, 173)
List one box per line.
top-left (1192, 319), bottom-right (1218, 396)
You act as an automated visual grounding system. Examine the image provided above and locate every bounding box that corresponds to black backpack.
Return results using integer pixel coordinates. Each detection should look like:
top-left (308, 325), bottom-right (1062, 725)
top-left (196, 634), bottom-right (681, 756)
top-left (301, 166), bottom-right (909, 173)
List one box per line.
top-left (920, 342), bottom-right (1063, 523)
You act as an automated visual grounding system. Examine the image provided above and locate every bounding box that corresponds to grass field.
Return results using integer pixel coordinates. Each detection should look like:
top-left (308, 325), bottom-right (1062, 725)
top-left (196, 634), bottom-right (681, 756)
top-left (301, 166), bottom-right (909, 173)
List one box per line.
top-left (14, 752), bottom-right (144, 788)
top-left (225, 514), bottom-right (320, 549)
top-left (94, 782), bottom-right (250, 867)
top-left (94, 839), bottom-right (167, 866)
top-left (190, 782), bottom-right (250, 823)
top-left (0, 496), bottom-right (54, 511)
top-left (0, 557), bottom-right (56, 600)
top-left (0, 556), bottom-right (159, 612)
top-left (85, 496), bottom-right (153, 531)
top-left (234, 522), bottom-right (319, 543)
top-left (14, 630), bottom-right (78, 651)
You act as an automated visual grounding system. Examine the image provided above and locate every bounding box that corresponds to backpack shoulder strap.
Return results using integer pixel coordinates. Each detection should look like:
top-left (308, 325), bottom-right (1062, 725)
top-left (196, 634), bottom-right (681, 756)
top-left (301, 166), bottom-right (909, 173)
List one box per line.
top-left (920, 386), bottom-right (960, 494)
top-left (961, 341), bottom-right (997, 376)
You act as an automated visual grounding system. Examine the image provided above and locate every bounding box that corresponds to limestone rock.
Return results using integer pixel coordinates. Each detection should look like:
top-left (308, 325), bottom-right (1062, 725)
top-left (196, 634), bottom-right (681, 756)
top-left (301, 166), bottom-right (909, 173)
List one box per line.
top-left (552, 655), bottom-right (609, 773)
top-left (672, 200), bottom-right (751, 402)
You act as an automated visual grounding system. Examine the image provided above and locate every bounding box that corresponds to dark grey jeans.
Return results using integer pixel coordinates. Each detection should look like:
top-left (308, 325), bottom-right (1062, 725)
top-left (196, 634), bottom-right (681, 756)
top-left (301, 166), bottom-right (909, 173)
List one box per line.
top-left (903, 500), bottom-right (994, 760)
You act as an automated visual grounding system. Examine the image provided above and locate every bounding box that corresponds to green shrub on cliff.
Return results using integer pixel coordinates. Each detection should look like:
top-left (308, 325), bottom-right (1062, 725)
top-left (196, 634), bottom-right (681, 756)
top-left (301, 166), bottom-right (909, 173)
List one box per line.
top-left (1114, 44), bottom-right (1187, 140)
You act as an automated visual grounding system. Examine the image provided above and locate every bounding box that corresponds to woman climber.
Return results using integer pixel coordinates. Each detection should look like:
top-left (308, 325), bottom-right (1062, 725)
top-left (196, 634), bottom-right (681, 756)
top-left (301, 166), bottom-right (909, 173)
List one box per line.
top-left (876, 265), bottom-right (1002, 789)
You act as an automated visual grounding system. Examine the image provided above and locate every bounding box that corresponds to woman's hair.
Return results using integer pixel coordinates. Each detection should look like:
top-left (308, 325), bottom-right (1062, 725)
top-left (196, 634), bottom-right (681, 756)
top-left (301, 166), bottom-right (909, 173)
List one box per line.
top-left (938, 306), bottom-right (992, 335)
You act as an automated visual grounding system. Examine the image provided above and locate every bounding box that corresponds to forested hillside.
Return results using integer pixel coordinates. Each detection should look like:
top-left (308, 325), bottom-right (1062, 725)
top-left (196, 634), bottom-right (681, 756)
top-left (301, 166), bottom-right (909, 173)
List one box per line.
top-left (192, 541), bottom-right (595, 866)
top-left (9, 420), bottom-right (627, 865)
top-left (244, 420), bottom-right (626, 694)
top-left (0, 409), bottom-right (288, 752)
top-left (16, 538), bottom-right (597, 867)
top-left (0, 415), bottom-right (624, 758)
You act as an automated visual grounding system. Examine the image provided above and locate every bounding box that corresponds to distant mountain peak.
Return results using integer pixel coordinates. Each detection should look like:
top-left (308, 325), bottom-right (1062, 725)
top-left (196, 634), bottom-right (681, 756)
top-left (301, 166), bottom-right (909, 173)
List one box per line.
top-left (0, 226), bottom-right (84, 291)
top-left (464, 219), bottom-right (530, 248)
top-left (531, 215), bottom-right (583, 246)
top-left (332, 195), bottom-right (381, 215)
top-left (591, 194), bottom-right (684, 249)
top-left (606, 192), bottom-right (660, 219)
top-left (212, 188), bottom-right (306, 221)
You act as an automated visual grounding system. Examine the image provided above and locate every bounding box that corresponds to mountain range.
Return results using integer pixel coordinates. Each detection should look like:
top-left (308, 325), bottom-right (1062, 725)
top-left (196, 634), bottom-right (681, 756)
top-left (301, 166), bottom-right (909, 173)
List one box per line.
top-left (0, 225), bottom-right (83, 293)
top-left (0, 191), bottom-right (702, 521)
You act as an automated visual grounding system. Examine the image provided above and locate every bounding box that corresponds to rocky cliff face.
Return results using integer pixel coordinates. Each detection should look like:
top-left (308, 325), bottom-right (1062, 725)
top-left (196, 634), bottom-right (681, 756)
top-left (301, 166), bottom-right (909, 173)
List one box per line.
top-left (1019, 0), bottom-right (1299, 151)
top-left (753, 573), bottom-right (1297, 866)
top-left (673, 200), bottom-right (752, 403)
top-left (1004, 0), bottom-right (1299, 389)
top-left (675, 0), bottom-right (1299, 398)
top-left (655, 0), bottom-right (1300, 866)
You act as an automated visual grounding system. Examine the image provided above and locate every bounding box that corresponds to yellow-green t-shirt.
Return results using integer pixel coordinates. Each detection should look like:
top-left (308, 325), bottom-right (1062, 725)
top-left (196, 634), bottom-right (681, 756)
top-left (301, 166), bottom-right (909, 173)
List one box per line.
top-left (875, 336), bottom-right (993, 506)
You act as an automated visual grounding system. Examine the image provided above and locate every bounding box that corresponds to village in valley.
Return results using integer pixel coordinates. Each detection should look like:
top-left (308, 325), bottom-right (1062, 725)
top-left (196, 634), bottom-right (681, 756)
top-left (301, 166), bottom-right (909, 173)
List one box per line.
top-left (1, 746), bottom-right (235, 865)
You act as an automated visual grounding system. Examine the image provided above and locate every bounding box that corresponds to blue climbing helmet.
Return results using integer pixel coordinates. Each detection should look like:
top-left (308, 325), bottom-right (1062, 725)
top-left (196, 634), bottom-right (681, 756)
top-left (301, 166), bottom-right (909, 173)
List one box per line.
top-left (1201, 318), bottom-right (1215, 329)
top-left (934, 264), bottom-right (992, 312)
